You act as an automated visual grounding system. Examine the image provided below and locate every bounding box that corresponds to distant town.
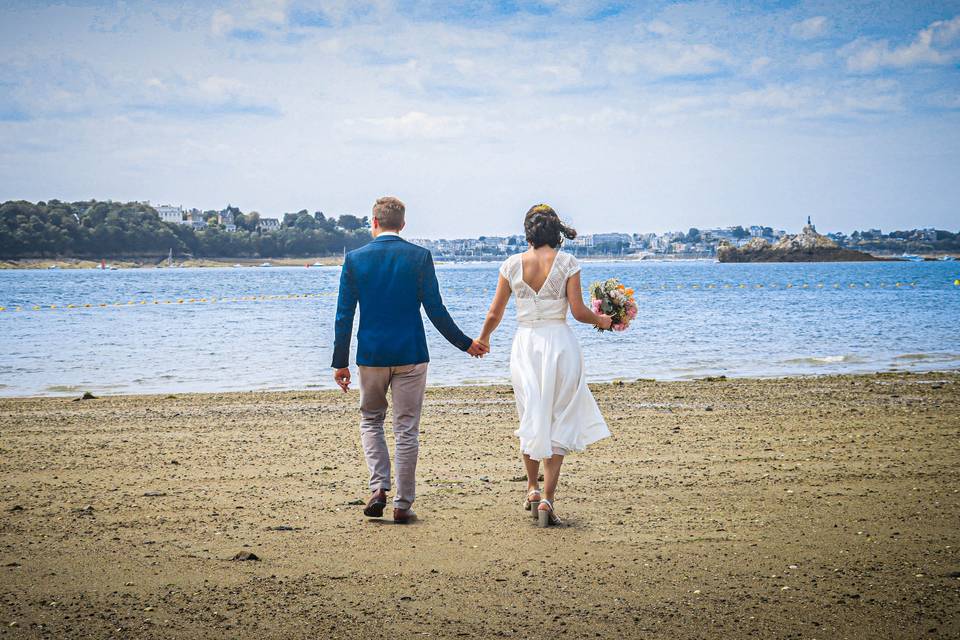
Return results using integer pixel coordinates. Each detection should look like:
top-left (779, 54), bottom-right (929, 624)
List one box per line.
top-left (410, 222), bottom-right (959, 260)
top-left (2, 198), bottom-right (957, 262)
top-left (152, 203), bottom-right (958, 259)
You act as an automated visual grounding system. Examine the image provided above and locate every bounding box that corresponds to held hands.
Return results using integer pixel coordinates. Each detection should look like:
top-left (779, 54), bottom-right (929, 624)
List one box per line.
top-left (334, 367), bottom-right (351, 392)
top-left (595, 313), bottom-right (613, 331)
top-left (467, 339), bottom-right (490, 358)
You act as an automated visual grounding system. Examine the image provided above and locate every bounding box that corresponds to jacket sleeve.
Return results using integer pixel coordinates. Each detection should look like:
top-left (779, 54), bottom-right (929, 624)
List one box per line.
top-left (418, 251), bottom-right (472, 351)
top-left (331, 255), bottom-right (359, 368)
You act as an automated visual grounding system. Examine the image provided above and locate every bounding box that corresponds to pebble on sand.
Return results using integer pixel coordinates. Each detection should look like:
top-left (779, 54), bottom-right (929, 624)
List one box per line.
top-left (232, 551), bottom-right (260, 561)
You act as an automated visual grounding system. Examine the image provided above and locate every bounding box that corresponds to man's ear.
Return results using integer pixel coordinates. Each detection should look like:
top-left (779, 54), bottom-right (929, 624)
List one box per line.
top-left (399, 221), bottom-right (406, 232)
top-left (372, 217), bottom-right (380, 230)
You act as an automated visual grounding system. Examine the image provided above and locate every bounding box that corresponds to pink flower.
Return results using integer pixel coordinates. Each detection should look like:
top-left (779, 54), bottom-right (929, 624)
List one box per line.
top-left (591, 299), bottom-right (602, 313)
top-left (627, 306), bottom-right (638, 319)
top-left (612, 323), bottom-right (627, 332)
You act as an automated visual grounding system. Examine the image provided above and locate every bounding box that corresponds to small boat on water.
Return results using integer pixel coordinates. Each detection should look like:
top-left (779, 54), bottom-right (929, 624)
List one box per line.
top-left (48, 265), bottom-right (59, 269)
top-left (901, 253), bottom-right (924, 262)
top-left (939, 255), bottom-right (956, 261)
top-left (232, 263), bottom-right (243, 268)
top-left (312, 262), bottom-right (325, 267)
top-left (259, 262), bottom-right (272, 267)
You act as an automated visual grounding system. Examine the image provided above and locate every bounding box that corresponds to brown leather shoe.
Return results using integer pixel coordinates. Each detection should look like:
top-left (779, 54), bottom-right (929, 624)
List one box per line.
top-left (393, 507), bottom-right (417, 524)
top-left (363, 489), bottom-right (387, 518)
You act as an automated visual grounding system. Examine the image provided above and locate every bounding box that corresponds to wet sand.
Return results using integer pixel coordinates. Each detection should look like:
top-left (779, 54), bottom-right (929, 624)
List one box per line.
top-left (1, 372), bottom-right (958, 639)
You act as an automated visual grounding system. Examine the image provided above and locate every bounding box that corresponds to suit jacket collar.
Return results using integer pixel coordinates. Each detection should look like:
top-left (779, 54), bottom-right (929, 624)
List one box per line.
top-left (374, 234), bottom-right (403, 243)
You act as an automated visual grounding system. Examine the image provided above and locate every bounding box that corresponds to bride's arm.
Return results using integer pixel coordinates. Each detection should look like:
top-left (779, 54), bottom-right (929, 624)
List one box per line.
top-left (567, 272), bottom-right (613, 329)
top-left (477, 274), bottom-right (512, 346)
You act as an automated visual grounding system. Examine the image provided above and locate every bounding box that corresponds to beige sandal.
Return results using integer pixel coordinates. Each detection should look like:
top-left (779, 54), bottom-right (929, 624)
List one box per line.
top-left (537, 498), bottom-right (561, 528)
top-left (523, 489), bottom-right (541, 519)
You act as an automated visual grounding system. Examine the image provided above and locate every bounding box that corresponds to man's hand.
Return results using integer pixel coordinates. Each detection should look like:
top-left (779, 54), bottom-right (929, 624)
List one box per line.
top-left (467, 340), bottom-right (489, 358)
top-left (334, 367), bottom-right (351, 392)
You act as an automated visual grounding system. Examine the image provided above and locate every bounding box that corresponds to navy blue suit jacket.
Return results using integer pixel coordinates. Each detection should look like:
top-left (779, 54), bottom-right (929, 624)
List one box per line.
top-left (331, 234), bottom-right (472, 369)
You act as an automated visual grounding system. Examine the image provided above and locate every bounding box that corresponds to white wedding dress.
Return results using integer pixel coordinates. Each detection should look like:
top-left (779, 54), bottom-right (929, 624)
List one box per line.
top-left (499, 251), bottom-right (611, 461)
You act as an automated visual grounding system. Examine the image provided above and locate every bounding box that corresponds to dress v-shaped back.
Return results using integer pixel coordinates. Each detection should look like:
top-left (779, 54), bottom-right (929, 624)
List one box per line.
top-left (520, 251), bottom-right (560, 296)
top-left (500, 251), bottom-right (581, 326)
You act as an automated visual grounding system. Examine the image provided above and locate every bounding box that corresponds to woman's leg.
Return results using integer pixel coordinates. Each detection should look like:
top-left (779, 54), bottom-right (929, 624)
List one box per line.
top-left (541, 453), bottom-right (564, 502)
top-left (522, 454), bottom-right (541, 493)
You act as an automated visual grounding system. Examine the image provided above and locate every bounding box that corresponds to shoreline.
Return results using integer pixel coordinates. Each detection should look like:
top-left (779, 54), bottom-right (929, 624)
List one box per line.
top-left (5, 253), bottom-right (955, 269)
top-left (5, 367), bottom-right (960, 401)
top-left (1, 371), bottom-right (957, 638)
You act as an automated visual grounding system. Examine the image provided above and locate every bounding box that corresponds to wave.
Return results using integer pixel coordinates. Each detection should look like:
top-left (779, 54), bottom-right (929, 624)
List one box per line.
top-left (782, 355), bottom-right (866, 366)
top-left (894, 353), bottom-right (960, 362)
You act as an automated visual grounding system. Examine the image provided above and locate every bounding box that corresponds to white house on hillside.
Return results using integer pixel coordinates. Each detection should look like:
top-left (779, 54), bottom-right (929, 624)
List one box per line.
top-left (156, 204), bottom-right (185, 224)
top-left (219, 206), bottom-right (239, 232)
top-left (258, 217), bottom-right (281, 232)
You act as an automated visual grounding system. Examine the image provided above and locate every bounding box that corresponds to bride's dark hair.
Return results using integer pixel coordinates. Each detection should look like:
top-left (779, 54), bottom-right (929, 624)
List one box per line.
top-left (524, 204), bottom-right (577, 248)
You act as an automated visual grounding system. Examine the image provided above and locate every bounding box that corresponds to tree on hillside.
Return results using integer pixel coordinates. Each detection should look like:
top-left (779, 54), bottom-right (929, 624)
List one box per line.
top-left (337, 214), bottom-right (367, 231)
top-left (0, 200), bottom-right (374, 259)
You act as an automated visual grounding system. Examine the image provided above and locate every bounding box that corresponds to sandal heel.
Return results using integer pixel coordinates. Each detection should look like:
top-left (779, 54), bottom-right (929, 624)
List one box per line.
top-left (538, 508), bottom-right (550, 528)
top-left (529, 500), bottom-right (540, 518)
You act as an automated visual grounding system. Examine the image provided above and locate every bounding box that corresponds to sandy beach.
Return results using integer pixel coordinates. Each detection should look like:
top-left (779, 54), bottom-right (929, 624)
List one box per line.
top-left (1, 372), bottom-right (958, 639)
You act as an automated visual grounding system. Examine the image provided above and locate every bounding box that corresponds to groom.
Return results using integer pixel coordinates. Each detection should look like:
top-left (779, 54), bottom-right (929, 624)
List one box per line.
top-left (332, 196), bottom-right (488, 523)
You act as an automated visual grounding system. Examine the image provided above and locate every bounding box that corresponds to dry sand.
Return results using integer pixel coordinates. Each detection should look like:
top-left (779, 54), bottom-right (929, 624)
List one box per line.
top-left (1, 373), bottom-right (958, 639)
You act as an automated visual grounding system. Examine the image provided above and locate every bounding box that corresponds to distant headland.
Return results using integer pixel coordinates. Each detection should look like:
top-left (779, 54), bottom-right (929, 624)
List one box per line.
top-left (717, 219), bottom-right (897, 263)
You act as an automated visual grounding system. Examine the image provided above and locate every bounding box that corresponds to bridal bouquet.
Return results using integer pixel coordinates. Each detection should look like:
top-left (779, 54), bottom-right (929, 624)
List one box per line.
top-left (590, 278), bottom-right (637, 332)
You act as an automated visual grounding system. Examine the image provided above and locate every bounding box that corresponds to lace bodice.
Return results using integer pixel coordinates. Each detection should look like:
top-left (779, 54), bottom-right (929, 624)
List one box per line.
top-left (499, 251), bottom-right (581, 325)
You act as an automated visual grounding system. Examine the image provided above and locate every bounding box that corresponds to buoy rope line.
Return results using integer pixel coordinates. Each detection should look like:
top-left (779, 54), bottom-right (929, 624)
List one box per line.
top-left (1, 280), bottom-right (955, 313)
top-left (0, 292), bottom-right (334, 313)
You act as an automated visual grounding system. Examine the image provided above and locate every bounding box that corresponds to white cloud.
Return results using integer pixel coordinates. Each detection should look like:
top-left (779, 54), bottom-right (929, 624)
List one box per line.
top-left (842, 15), bottom-right (960, 72)
top-left (341, 111), bottom-right (475, 141)
top-left (797, 52), bottom-right (826, 70)
top-left (211, 0), bottom-right (289, 38)
top-left (636, 19), bottom-right (677, 37)
top-left (607, 42), bottom-right (731, 77)
top-left (726, 81), bottom-right (903, 119)
top-left (528, 107), bottom-right (641, 132)
top-left (749, 56), bottom-right (772, 75)
top-left (790, 16), bottom-right (829, 40)
top-left (632, 80), bottom-right (904, 124)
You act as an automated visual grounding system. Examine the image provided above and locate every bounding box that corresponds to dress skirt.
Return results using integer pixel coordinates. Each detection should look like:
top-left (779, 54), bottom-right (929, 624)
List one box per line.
top-left (509, 320), bottom-right (611, 461)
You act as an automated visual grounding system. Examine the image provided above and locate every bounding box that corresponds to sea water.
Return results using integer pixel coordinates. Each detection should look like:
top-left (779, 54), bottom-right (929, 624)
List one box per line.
top-left (0, 260), bottom-right (958, 396)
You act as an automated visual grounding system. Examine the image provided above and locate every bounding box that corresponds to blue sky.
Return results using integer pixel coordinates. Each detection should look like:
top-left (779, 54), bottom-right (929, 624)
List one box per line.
top-left (1, 0), bottom-right (958, 237)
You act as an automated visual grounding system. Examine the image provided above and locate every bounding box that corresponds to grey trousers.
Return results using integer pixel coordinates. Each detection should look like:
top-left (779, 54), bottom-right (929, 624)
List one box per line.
top-left (358, 363), bottom-right (428, 510)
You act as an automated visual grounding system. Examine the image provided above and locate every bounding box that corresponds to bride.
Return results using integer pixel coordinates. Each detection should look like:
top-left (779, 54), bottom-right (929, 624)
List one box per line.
top-left (477, 204), bottom-right (612, 527)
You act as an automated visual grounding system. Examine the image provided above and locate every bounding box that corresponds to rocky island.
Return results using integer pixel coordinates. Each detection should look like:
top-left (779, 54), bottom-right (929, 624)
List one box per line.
top-left (718, 220), bottom-right (891, 263)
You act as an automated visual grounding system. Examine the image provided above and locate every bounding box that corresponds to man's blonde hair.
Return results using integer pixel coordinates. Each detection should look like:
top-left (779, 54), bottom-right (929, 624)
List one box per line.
top-left (373, 196), bottom-right (405, 230)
